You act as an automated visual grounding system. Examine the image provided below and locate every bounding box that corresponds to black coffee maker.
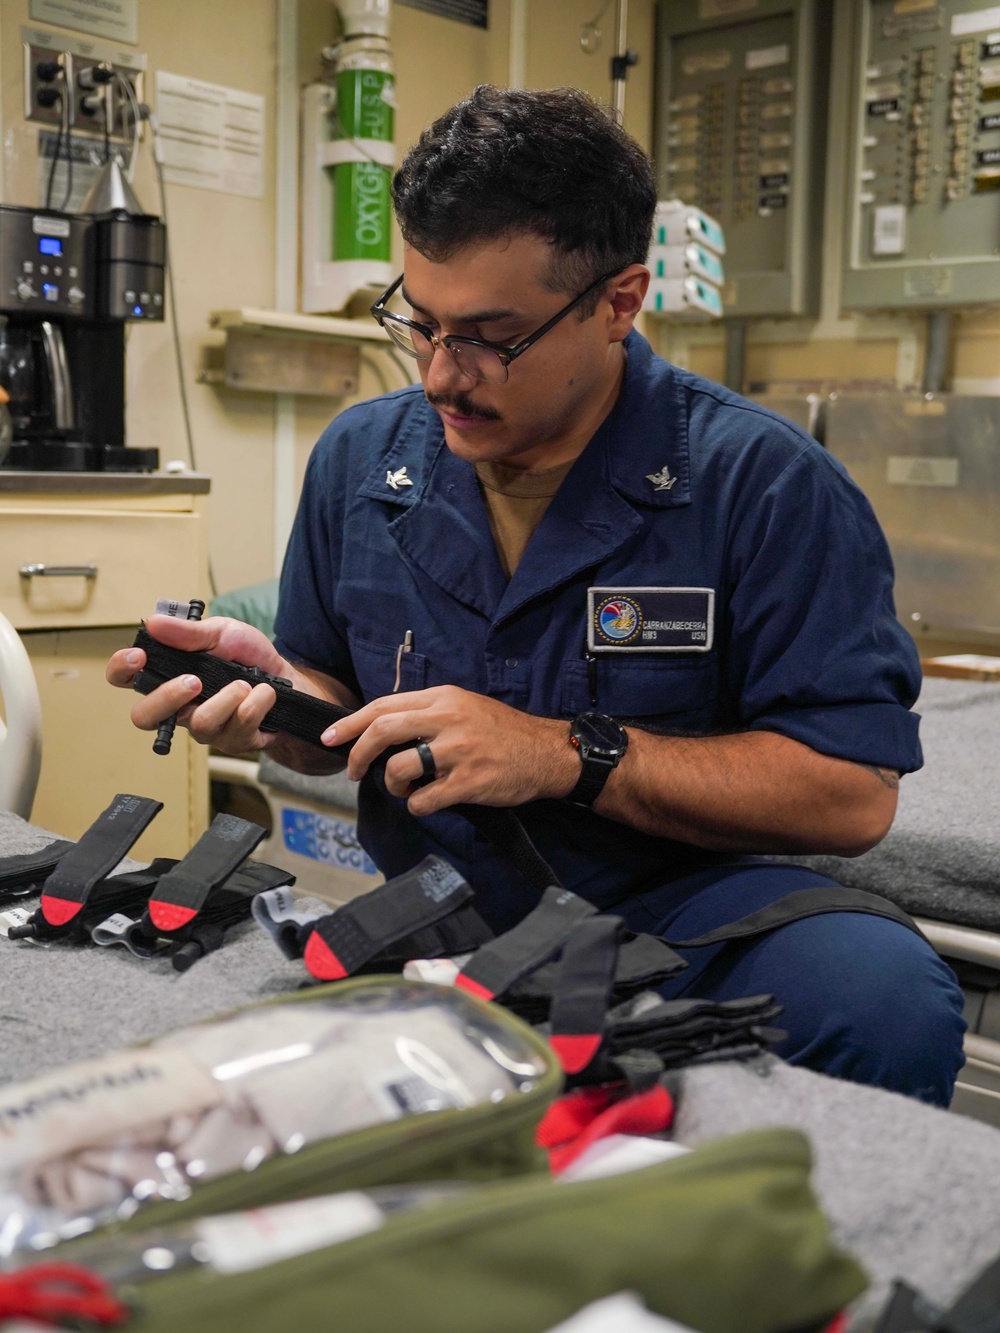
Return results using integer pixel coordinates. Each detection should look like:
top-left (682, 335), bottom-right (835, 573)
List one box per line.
top-left (0, 197), bottom-right (164, 471)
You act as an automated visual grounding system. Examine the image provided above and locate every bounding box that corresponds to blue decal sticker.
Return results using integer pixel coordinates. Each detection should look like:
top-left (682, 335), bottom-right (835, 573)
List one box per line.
top-left (281, 807), bottom-right (379, 874)
top-left (588, 586), bottom-right (715, 653)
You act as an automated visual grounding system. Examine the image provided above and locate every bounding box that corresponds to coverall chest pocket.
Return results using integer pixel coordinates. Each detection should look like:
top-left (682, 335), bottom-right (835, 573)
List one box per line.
top-left (560, 655), bottom-right (719, 731)
top-left (347, 632), bottom-right (429, 703)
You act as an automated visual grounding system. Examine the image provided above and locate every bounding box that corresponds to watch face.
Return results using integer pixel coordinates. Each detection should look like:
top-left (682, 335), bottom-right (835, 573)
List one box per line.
top-left (574, 712), bottom-right (626, 758)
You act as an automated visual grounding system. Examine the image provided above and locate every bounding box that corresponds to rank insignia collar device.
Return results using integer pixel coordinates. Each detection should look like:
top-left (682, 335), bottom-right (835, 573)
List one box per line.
top-left (645, 466), bottom-right (676, 492)
top-left (386, 466), bottom-right (414, 491)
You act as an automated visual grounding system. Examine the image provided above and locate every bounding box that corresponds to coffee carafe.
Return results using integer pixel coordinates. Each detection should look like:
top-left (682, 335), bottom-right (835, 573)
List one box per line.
top-left (0, 314), bottom-right (95, 469)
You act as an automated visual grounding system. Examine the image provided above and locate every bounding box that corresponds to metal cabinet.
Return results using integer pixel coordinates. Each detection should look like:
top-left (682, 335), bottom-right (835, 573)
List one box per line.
top-left (0, 473), bottom-right (211, 860)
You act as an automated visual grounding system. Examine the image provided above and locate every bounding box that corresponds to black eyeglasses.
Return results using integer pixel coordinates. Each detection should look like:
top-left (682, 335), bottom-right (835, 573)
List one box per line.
top-left (369, 269), bottom-right (620, 385)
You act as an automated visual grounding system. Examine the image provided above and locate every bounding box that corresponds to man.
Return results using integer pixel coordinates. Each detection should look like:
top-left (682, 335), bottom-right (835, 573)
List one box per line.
top-left (108, 85), bottom-right (965, 1104)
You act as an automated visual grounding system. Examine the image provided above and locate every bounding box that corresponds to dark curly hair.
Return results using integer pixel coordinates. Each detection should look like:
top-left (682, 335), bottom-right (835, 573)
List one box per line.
top-left (391, 85), bottom-right (656, 306)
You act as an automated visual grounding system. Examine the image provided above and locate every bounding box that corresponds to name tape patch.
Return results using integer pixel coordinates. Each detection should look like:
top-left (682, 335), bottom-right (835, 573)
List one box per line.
top-left (588, 587), bottom-right (715, 653)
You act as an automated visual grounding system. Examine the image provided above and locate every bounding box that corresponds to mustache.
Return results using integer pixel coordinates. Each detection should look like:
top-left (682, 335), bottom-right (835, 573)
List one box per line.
top-left (425, 391), bottom-right (502, 422)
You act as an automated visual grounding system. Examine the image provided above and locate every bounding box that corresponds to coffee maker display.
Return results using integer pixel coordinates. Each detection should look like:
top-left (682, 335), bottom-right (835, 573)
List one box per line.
top-left (0, 192), bottom-right (165, 473)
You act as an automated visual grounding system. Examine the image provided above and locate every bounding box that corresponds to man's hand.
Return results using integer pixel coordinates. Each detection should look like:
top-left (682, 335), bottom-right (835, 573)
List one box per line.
top-left (106, 614), bottom-right (354, 764)
top-left (324, 686), bottom-right (580, 815)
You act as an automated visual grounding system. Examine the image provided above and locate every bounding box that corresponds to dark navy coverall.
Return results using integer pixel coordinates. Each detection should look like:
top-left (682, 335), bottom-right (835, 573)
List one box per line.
top-left (274, 329), bottom-right (966, 1105)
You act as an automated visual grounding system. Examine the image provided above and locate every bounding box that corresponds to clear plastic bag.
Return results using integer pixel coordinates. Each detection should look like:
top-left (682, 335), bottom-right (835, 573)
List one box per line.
top-left (40, 1183), bottom-right (471, 1285)
top-left (0, 983), bottom-right (548, 1258)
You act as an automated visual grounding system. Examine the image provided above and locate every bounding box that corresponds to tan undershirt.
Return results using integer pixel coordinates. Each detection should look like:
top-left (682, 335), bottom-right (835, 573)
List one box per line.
top-left (475, 458), bottom-right (575, 577)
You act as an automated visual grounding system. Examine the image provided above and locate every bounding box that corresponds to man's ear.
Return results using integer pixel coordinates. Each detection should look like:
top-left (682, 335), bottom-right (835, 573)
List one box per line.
top-left (606, 265), bottom-right (649, 341)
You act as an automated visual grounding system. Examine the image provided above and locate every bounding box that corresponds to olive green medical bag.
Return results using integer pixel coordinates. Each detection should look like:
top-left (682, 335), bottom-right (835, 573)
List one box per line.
top-left (105, 1126), bottom-right (867, 1333)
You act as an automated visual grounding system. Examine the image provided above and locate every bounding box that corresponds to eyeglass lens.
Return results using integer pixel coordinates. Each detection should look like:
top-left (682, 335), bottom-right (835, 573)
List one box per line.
top-left (382, 317), bottom-right (508, 384)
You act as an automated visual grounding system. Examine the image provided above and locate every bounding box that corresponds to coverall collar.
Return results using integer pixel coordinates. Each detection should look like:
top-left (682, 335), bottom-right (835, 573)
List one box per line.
top-left (356, 331), bottom-right (692, 623)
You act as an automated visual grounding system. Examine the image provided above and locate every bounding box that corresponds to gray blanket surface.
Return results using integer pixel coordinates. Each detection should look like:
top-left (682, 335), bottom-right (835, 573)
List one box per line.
top-left (793, 676), bottom-right (1000, 929)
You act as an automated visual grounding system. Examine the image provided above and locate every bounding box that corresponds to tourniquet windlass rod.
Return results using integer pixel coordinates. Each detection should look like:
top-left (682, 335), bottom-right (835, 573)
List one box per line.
top-left (153, 598), bottom-right (205, 756)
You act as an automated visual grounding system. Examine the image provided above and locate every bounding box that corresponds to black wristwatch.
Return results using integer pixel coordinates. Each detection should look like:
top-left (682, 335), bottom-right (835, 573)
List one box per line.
top-left (567, 712), bottom-right (629, 807)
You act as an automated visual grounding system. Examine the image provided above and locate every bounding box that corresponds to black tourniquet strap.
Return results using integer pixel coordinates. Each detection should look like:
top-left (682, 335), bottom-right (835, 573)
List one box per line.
top-left (0, 840), bottom-right (75, 899)
top-left (874, 1241), bottom-right (1000, 1333)
top-left (455, 886), bottom-right (598, 1001)
top-left (40, 794), bottom-right (163, 930)
top-left (661, 885), bottom-right (924, 949)
top-left (303, 855), bottom-right (477, 980)
top-left (502, 931), bottom-right (689, 1026)
top-left (547, 916), bottom-right (624, 1073)
top-left (139, 813), bottom-right (267, 936)
top-left (133, 629), bottom-right (353, 753)
top-left (100, 859), bottom-right (294, 958)
top-left (14, 859), bottom-right (178, 943)
top-left (457, 805), bottom-right (560, 897)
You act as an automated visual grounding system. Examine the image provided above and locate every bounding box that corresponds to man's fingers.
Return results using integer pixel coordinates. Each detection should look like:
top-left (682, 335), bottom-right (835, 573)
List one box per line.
top-left (187, 681), bottom-right (275, 745)
top-left (322, 689), bottom-right (436, 747)
top-left (406, 771), bottom-right (462, 817)
top-left (383, 744), bottom-right (440, 796)
top-left (346, 710), bottom-right (425, 779)
top-left (129, 675), bottom-right (202, 731)
top-left (146, 613), bottom-right (226, 653)
top-left (106, 646), bottom-right (146, 688)
top-left (147, 613), bottom-right (289, 675)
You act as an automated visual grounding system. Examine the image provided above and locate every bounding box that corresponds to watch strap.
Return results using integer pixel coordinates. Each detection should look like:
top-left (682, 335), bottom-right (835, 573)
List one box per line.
top-left (568, 757), bottom-right (616, 807)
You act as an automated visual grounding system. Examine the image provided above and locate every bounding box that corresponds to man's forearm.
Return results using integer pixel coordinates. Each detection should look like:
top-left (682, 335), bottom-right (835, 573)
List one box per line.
top-left (591, 727), bottom-right (898, 857)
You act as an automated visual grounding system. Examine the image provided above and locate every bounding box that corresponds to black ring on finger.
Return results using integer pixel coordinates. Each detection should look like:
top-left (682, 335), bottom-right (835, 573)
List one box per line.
top-left (415, 740), bottom-right (437, 782)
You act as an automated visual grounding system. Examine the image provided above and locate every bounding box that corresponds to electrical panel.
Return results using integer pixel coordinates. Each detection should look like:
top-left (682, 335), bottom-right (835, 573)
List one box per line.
top-left (843, 0), bottom-right (1000, 309)
top-left (653, 0), bottom-right (832, 318)
top-left (22, 26), bottom-right (144, 143)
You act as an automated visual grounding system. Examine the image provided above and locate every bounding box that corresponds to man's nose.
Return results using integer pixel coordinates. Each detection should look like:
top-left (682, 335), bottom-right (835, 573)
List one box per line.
top-left (424, 340), bottom-right (476, 394)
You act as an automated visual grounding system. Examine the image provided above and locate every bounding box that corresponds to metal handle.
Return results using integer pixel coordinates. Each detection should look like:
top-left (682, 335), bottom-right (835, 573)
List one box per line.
top-left (19, 563), bottom-right (98, 579)
top-left (38, 321), bottom-right (75, 432)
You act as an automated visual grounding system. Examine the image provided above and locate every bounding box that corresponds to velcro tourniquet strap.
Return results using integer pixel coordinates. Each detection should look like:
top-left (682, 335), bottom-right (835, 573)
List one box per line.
top-left (577, 993), bottom-right (786, 1088)
top-left (454, 886), bottom-right (599, 1002)
top-left (503, 929), bottom-right (688, 1025)
top-left (39, 794), bottom-right (163, 930)
top-left (303, 855), bottom-right (484, 981)
top-left (541, 917), bottom-right (785, 1082)
top-left (546, 916), bottom-right (624, 1073)
top-left (0, 840), bottom-right (76, 900)
top-left (121, 859), bottom-right (294, 958)
top-left (140, 813), bottom-right (267, 936)
top-left (133, 629), bottom-right (352, 752)
top-left (456, 805), bottom-right (559, 897)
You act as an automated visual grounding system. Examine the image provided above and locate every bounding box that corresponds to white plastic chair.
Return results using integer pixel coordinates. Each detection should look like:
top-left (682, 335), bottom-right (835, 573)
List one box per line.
top-left (0, 610), bottom-right (42, 818)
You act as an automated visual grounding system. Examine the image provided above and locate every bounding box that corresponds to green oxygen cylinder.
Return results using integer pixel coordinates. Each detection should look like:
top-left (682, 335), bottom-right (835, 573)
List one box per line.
top-left (332, 2), bottom-right (395, 266)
